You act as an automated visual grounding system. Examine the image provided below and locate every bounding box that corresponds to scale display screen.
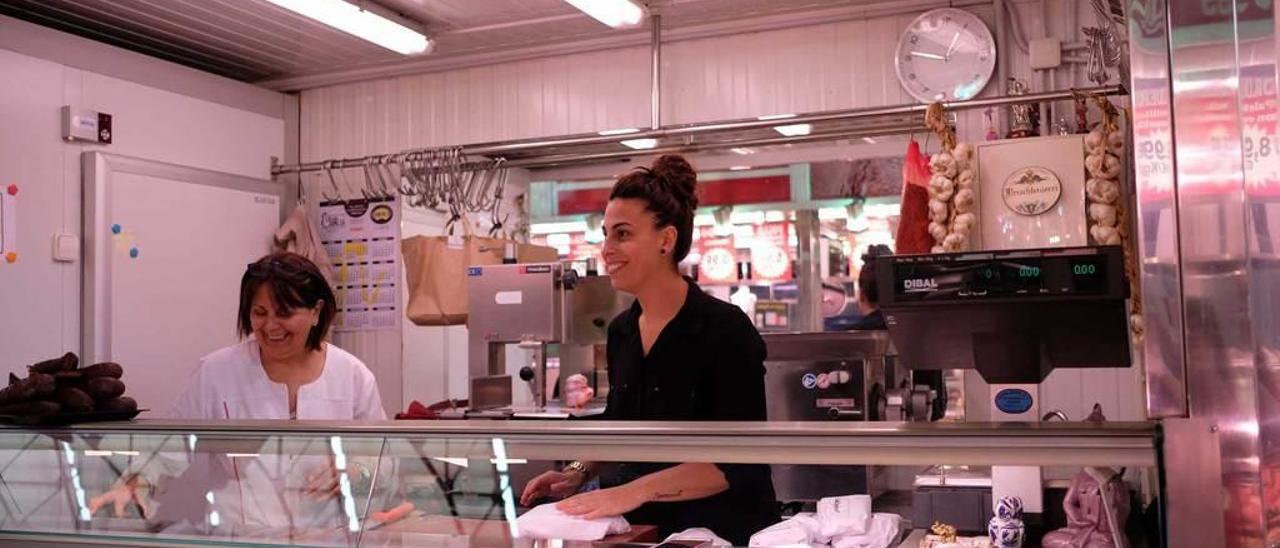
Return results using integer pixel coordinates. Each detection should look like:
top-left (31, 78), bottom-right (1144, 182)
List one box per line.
top-left (890, 250), bottom-right (1113, 302)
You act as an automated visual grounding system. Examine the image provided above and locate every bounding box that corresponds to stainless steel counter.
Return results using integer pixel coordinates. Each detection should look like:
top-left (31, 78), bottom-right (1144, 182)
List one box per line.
top-left (1, 419), bottom-right (1161, 467)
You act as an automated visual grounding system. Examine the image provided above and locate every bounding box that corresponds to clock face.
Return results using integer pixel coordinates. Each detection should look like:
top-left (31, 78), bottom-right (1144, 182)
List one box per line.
top-left (894, 8), bottom-right (996, 103)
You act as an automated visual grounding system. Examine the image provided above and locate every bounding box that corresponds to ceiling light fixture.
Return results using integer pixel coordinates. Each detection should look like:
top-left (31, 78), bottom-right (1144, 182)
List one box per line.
top-left (598, 128), bottom-right (641, 136)
top-left (730, 147), bottom-right (756, 155)
top-left (773, 124), bottom-right (812, 137)
top-left (264, 0), bottom-right (430, 55)
top-left (564, 0), bottom-right (646, 28)
top-left (757, 114), bottom-right (797, 121)
top-left (620, 138), bottom-right (659, 149)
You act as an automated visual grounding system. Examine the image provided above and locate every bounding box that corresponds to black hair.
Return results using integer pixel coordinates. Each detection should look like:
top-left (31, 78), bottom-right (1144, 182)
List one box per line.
top-left (238, 252), bottom-right (337, 351)
top-left (608, 154), bottom-right (700, 263)
top-left (857, 244), bottom-right (894, 305)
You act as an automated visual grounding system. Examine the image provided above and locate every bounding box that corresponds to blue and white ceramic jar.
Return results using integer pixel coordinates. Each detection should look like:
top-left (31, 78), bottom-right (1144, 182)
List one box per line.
top-left (988, 496), bottom-right (1026, 548)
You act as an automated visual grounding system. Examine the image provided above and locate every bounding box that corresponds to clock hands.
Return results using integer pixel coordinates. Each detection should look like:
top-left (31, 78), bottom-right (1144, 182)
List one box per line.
top-left (910, 51), bottom-right (946, 61)
top-left (944, 24), bottom-right (968, 61)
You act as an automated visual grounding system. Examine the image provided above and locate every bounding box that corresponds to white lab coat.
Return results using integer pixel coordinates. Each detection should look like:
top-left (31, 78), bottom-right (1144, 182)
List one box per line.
top-left (137, 338), bottom-right (390, 539)
top-left (170, 337), bottom-right (385, 421)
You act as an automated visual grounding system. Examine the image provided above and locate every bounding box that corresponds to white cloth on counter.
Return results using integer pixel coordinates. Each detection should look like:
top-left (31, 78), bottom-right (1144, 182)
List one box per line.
top-left (665, 527), bottom-right (733, 547)
top-left (816, 495), bottom-right (872, 538)
top-left (515, 503), bottom-right (630, 541)
top-left (748, 495), bottom-right (899, 548)
top-left (829, 514), bottom-right (902, 548)
top-left (749, 512), bottom-right (823, 546)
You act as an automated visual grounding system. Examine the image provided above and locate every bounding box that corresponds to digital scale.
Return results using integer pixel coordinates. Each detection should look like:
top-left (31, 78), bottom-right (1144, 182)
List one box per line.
top-left (876, 245), bottom-right (1131, 522)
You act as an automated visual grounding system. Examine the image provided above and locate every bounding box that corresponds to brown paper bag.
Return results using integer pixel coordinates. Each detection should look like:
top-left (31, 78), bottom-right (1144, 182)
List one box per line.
top-left (402, 234), bottom-right (558, 326)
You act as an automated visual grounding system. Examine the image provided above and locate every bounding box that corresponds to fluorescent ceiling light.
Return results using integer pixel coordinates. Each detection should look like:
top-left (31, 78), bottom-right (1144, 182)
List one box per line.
top-left (265, 0), bottom-right (430, 55)
top-left (861, 137), bottom-right (878, 144)
top-left (531, 221), bottom-right (588, 234)
top-left (729, 166), bottom-right (752, 171)
top-left (730, 147), bottom-right (756, 155)
top-left (598, 128), bottom-right (641, 136)
top-left (621, 138), bottom-right (659, 149)
top-left (757, 114), bottom-right (797, 121)
top-left (564, 0), bottom-right (645, 28)
top-left (773, 124), bottom-right (812, 137)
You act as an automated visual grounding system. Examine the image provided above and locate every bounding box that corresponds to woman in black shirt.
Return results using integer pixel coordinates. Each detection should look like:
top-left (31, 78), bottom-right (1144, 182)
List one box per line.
top-left (519, 154), bottom-right (778, 544)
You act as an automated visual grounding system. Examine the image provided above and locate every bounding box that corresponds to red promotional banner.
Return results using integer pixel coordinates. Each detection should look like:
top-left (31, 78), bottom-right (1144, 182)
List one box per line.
top-left (557, 175), bottom-right (791, 215)
top-left (751, 222), bottom-right (792, 281)
top-left (1241, 64), bottom-right (1280, 197)
top-left (1132, 77), bottom-right (1176, 202)
top-left (1172, 71), bottom-right (1246, 196)
top-left (698, 237), bottom-right (737, 284)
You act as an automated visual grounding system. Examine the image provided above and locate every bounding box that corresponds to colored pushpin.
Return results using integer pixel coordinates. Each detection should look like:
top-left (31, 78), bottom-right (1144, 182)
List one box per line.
top-left (4, 252), bottom-right (16, 264)
top-left (111, 224), bottom-right (122, 235)
top-left (129, 247), bottom-right (139, 259)
top-left (5, 184), bottom-right (16, 196)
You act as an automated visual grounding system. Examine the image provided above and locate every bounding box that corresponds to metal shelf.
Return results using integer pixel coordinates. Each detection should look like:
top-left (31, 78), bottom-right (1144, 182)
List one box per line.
top-left (271, 85), bottom-right (1127, 174)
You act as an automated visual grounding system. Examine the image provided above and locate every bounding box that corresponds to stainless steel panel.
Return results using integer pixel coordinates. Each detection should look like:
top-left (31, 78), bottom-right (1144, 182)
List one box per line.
top-left (1161, 419), bottom-right (1227, 548)
top-left (793, 210), bottom-right (823, 332)
top-left (762, 332), bottom-right (896, 501)
top-left (565, 275), bottom-right (631, 346)
top-left (1235, 1), bottom-right (1280, 543)
top-left (0, 420), bottom-right (1161, 468)
top-left (467, 263), bottom-right (562, 379)
top-left (762, 331), bottom-right (894, 421)
top-left (1127, 0), bottom-right (1187, 418)
top-left (762, 331), bottom-right (894, 361)
top-left (1162, 0), bottom-right (1267, 544)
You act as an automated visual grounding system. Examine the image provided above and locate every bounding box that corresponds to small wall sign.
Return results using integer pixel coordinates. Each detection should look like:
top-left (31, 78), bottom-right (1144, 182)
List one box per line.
top-left (1002, 166), bottom-right (1062, 216)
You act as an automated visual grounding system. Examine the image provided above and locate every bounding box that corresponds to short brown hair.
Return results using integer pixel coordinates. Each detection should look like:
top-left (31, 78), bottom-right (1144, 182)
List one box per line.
top-left (608, 154), bottom-right (700, 263)
top-left (238, 252), bottom-right (336, 351)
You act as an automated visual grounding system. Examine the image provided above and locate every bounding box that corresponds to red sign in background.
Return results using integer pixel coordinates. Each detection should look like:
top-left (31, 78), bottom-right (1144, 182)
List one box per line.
top-left (1241, 64), bottom-right (1280, 197)
top-left (1132, 77), bottom-right (1176, 202)
top-left (557, 175), bottom-right (791, 215)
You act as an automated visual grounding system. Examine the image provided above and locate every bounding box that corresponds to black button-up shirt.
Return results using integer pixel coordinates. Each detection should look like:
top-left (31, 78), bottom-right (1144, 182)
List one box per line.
top-left (598, 279), bottom-right (779, 545)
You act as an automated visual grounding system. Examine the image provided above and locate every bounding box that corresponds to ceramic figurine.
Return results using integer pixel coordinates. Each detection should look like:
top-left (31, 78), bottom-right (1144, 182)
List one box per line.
top-left (987, 496), bottom-right (1025, 548)
top-left (1006, 79), bottom-right (1038, 138)
top-left (1042, 467), bottom-right (1131, 548)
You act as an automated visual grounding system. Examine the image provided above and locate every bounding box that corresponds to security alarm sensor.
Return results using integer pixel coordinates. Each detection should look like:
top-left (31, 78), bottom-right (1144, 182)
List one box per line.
top-left (61, 106), bottom-right (113, 144)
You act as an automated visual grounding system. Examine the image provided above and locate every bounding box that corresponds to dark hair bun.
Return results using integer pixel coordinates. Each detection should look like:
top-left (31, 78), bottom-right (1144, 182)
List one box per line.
top-left (650, 154), bottom-right (698, 210)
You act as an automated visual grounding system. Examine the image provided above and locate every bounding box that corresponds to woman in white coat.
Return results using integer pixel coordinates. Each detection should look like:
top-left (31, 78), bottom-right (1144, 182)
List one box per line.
top-left (88, 252), bottom-right (388, 537)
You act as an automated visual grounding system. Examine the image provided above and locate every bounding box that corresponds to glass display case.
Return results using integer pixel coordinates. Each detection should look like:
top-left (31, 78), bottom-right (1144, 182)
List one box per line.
top-left (0, 420), bottom-right (1204, 547)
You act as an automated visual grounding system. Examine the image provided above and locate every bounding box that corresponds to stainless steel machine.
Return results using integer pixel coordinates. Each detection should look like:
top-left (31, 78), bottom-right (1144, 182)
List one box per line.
top-left (762, 330), bottom-right (900, 503)
top-left (466, 261), bottom-right (629, 414)
top-left (876, 244), bottom-right (1132, 529)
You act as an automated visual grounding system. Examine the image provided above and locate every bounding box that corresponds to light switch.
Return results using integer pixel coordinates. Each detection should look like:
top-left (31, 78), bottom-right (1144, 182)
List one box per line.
top-left (53, 234), bottom-right (79, 263)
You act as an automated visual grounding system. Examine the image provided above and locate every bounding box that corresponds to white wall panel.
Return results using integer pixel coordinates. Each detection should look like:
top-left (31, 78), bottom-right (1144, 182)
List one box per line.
top-left (0, 46), bottom-right (283, 387)
top-left (300, 47), bottom-right (651, 161)
top-left (300, 0), bottom-right (1108, 156)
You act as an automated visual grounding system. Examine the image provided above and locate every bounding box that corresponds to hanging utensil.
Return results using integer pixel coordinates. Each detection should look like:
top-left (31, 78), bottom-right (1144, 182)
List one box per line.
top-left (323, 161), bottom-right (343, 203)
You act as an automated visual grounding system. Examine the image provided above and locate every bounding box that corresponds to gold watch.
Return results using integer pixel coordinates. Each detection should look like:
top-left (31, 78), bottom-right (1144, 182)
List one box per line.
top-left (561, 460), bottom-right (587, 476)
